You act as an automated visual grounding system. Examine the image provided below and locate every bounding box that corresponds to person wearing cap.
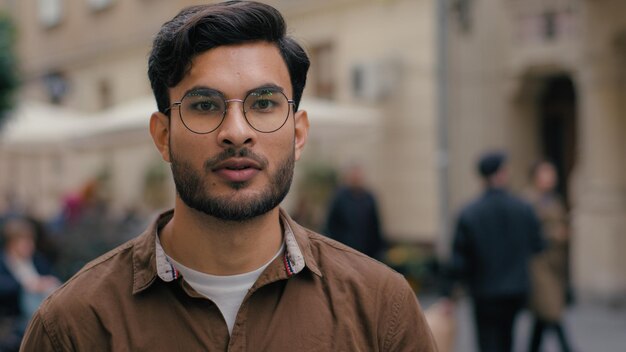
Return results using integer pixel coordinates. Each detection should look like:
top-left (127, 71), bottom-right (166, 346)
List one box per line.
top-left (445, 151), bottom-right (545, 352)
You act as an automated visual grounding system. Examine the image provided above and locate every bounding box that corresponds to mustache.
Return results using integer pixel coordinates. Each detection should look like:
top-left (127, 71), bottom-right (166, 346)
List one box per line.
top-left (203, 148), bottom-right (268, 171)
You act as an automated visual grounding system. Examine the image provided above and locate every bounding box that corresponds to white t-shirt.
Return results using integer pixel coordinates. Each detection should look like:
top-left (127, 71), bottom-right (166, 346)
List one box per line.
top-left (166, 243), bottom-right (284, 335)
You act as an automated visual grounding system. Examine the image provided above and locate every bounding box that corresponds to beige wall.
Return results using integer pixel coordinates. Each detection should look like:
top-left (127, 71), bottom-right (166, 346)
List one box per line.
top-left (572, 0), bottom-right (626, 301)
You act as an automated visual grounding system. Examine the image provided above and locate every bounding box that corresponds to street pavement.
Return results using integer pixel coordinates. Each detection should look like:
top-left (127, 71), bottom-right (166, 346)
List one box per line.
top-left (420, 295), bottom-right (626, 352)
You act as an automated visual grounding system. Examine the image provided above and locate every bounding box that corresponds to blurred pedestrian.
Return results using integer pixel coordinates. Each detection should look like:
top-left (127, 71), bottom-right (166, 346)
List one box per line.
top-left (524, 160), bottom-right (573, 352)
top-left (444, 151), bottom-right (545, 352)
top-left (324, 163), bottom-right (385, 259)
top-left (0, 218), bottom-right (59, 351)
top-left (20, 2), bottom-right (436, 351)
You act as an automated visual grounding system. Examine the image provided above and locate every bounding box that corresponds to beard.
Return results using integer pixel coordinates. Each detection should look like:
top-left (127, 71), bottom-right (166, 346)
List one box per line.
top-left (170, 146), bottom-right (294, 222)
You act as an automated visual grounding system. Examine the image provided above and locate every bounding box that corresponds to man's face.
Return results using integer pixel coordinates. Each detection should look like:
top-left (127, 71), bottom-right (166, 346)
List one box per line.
top-left (150, 42), bottom-right (309, 221)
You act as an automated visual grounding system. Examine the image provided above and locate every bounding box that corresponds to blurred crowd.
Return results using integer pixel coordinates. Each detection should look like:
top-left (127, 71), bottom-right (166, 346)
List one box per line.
top-left (0, 179), bottom-right (149, 351)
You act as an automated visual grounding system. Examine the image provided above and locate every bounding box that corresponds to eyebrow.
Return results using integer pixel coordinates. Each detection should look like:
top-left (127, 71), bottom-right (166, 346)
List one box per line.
top-left (181, 84), bottom-right (286, 100)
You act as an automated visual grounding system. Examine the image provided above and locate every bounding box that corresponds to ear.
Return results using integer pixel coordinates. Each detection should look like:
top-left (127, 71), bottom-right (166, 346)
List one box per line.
top-left (150, 112), bottom-right (171, 163)
top-left (293, 109), bottom-right (309, 161)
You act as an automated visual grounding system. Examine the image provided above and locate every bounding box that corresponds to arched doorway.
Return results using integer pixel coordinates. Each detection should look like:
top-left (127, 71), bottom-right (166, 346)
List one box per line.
top-left (537, 74), bottom-right (578, 205)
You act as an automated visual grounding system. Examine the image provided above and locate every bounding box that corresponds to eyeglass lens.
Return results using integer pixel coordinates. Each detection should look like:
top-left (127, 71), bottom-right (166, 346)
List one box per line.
top-left (179, 88), bottom-right (291, 133)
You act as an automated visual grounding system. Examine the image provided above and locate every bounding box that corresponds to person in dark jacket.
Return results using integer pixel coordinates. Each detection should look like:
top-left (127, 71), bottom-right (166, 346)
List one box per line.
top-left (325, 164), bottom-right (385, 259)
top-left (446, 151), bottom-right (545, 352)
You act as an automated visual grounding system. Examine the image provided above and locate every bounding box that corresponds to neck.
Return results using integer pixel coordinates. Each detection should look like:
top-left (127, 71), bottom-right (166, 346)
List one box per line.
top-left (160, 198), bottom-right (283, 276)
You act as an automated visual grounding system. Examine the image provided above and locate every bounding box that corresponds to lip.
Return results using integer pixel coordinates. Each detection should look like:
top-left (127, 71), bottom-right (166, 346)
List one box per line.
top-left (212, 158), bottom-right (262, 183)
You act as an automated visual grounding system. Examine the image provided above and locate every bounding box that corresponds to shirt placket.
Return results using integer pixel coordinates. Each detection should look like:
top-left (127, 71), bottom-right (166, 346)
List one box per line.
top-left (226, 249), bottom-right (297, 351)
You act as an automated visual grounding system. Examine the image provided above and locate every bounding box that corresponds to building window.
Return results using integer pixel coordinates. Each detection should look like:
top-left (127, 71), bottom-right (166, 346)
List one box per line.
top-left (87, 0), bottom-right (115, 11)
top-left (38, 0), bottom-right (63, 28)
top-left (98, 79), bottom-right (112, 109)
top-left (452, 0), bottom-right (473, 34)
top-left (44, 71), bottom-right (69, 105)
top-left (513, 1), bottom-right (579, 43)
top-left (309, 43), bottom-right (335, 100)
top-left (543, 11), bottom-right (557, 40)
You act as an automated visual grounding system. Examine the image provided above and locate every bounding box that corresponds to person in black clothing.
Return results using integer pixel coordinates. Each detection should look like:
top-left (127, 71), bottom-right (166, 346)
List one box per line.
top-left (445, 151), bottom-right (545, 352)
top-left (324, 164), bottom-right (385, 259)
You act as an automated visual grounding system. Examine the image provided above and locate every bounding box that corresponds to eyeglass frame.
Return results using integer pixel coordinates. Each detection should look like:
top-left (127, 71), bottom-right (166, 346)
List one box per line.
top-left (163, 86), bottom-right (296, 134)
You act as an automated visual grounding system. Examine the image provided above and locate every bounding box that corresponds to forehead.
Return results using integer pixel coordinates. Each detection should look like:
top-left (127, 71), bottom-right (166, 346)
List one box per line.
top-left (172, 42), bottom-right (292, 98)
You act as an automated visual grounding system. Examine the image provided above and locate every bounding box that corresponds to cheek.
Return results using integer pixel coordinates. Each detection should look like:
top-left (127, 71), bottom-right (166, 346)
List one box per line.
top-left (265, 130), bottom-right (294, 158)
top-left (171, 132), bottom-right (217, 160)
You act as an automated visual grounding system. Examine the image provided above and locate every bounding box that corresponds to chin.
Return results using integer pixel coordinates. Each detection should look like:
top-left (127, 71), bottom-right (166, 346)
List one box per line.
top-left (228, 181), bottom-right (249, 191)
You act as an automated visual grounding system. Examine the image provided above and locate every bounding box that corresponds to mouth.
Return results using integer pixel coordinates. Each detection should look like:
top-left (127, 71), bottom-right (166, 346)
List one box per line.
top-left (213, 158), bottom-right (262, 171)
top-left (212, 158), bottom-right (262, 183)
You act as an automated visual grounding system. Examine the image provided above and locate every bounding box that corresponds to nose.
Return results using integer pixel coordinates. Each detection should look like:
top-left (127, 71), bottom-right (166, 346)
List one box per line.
top-left (216, 99), bottom-right (256, 148)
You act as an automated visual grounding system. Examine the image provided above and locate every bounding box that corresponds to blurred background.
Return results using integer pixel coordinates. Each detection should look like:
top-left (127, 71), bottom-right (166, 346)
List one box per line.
top-left (0, 0), bottom-right (624, 351)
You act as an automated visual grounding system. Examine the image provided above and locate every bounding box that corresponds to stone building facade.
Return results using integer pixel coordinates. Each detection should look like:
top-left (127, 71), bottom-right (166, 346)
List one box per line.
top-left (445, 0), bottom-right (625, 300)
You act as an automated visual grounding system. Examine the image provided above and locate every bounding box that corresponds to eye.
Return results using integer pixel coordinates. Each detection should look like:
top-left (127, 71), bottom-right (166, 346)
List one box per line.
top-left (184, 95), bottom-right (223, 114)
top-left (194, 100), bottom-right (219, 112)
top-left (252, 98), bottom-right (274, 110)
top-left (248, 90), bottom-right (282, 113)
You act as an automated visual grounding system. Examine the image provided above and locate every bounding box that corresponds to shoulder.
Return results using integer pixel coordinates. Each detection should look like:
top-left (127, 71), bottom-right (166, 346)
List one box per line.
top-left (304, 229), bottom-right (407, 290)
top-left (65, 235), bottom-right (137, 283)
top-left (480, 190), bottom-right (533, 211)
top-left (457, 195), bottom-right (484, 221)
top-left (506, 193), bottom-right (537, 215)
top-left (285, 211), bottom-right (406, 290)
top-left (22, 235), bottom-right (142, 350)
top-left (34, 236), bottom-right (139, 330)
top-left (301, 230), bottom-right (436, 350)
top-left (278, 216), bottom-right (434, 350)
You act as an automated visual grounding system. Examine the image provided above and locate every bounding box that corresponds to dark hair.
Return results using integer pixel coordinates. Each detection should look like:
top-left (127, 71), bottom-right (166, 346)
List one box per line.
top-left (477, 151), bottom-right (507, 179)
top-left (148, 1), bottom-right (310, 114)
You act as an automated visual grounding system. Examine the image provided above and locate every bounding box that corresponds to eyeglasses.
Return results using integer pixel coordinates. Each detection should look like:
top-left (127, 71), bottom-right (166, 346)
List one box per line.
top-left (165, 87), bottom-right (295, 134)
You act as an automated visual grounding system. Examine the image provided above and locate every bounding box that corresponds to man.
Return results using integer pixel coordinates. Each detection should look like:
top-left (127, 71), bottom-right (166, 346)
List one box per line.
top-left (20, 2), bottom-right (436, 351)
top-left (325, 163), bottom-right (385, 259)
top-left (445, 151), bottom-right (544, 352)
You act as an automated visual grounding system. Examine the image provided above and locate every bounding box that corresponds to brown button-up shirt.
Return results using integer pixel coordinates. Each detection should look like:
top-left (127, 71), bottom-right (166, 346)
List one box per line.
top-left (21, 209), bottom-right (436, 351)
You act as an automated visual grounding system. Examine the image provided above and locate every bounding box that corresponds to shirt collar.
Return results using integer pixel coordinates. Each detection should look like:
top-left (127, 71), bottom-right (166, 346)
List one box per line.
top-left (132, 208), bottom-right (321, 294)
top-left (279, 208), bottom-right (322, 277)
